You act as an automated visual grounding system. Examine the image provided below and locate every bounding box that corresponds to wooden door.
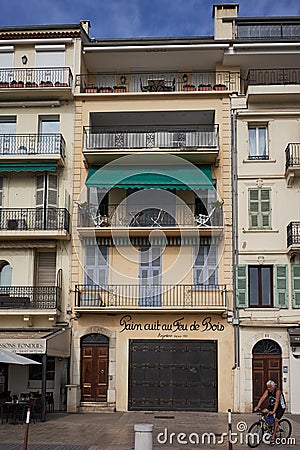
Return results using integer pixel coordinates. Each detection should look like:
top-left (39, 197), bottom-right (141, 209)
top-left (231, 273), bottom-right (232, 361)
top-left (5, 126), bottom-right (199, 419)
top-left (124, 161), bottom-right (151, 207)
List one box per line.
top-left (252, 354), bottom-right (281, 408)
top-left (81, 345), bottom-right (109, 402)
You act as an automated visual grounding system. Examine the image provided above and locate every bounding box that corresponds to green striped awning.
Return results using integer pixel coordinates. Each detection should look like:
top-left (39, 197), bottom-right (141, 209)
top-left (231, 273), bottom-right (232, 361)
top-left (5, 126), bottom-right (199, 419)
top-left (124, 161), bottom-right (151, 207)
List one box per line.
top-left (0, 163), bottom-right (57, 172)
top-left (86, 164), bottom-right (212, 190)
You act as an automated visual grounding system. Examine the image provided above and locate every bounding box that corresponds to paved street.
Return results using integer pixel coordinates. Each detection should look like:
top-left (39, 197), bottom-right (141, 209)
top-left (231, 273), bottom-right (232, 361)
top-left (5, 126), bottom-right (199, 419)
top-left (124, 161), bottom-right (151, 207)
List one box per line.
top-left (0, 412), bottom-right (299, 450)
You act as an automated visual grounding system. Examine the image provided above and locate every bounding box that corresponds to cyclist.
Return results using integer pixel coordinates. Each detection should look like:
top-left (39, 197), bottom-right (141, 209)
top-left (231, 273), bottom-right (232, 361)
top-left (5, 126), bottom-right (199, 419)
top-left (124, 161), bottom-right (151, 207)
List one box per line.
top-left (254, 380), bottom-right (286, 445)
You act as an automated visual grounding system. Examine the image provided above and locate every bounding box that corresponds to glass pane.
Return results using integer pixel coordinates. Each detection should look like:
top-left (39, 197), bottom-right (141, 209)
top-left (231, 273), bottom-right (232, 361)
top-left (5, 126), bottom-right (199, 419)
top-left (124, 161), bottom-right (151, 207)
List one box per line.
top-left (258, 127), bottom-right (267, 156)
top-left (261, 267), bottom-right (272, 306)
top-left (249, 189), bottom-right (259, 201)
top-left (248, 128), bottom-right (256, 156)
top-left (0, 264), bottom-right (12, 285)
top-left (249, 267), bottom-right (259, 306)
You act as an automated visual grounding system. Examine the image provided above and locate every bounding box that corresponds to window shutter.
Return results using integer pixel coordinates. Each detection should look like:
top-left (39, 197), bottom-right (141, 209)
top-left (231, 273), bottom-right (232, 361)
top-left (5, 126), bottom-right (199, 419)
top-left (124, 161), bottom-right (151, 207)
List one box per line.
top-left (48, 174), bottom-right (58, 207)
top-left (0, 177), bottom-right (3, 207)
top-left (36, 252), bottom-right (56, 285)
top-left (292, 264), bottom-right (300, 308)
top-left (249, 189), bottom-right (259, 228)
top-left (275, 265), bottom-right (288, 308)
top-left (84, 245), bottom-right (108, 286)
top-left (36, 175), bottom-right (45, 208)
top-left (236, 265), bottom-right (248, 308)
top-left (260, 188), bottom-right (271, 228)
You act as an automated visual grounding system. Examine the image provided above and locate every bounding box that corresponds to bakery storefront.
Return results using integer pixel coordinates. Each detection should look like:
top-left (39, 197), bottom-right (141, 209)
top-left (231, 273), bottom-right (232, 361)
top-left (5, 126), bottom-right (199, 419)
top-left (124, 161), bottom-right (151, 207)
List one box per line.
top-left (74, 313), bottom-right (233, 412)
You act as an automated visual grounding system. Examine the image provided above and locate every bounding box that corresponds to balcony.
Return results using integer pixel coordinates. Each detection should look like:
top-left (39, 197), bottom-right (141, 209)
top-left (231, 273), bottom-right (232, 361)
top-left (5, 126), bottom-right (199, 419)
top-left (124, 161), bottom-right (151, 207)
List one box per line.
top-left (0, 208), bottom-right (70, 239)
top-left (0, 286), bottom-right (61, 312)
top-left (74, 284), bottom-right (227, 312)
top-left (77, 203), bottom-right (223, 238)
top-left (0, 134), bottom-right (65, 167)
top-left (285, 143), bottom-right (300, 186)
top-left (245, 68), bottom-right (300, 102)
top-left (83, 127), bottom-right (219, 164)
top-left (75, 70), bottom-right (240, 94)
top-left (0, 67), bottom-right (73, 100)
top-left (287, 222), bottom-right (300, 251)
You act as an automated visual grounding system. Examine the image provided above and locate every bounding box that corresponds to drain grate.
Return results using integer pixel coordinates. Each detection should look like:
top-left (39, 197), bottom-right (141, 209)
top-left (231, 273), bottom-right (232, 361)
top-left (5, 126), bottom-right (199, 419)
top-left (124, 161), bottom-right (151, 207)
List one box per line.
top-left (154, 415), bottom-right (175, 419)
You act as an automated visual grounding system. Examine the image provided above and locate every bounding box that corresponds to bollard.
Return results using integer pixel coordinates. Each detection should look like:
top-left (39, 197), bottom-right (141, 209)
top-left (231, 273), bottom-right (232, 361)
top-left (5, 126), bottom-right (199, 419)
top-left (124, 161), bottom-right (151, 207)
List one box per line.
top-left (134, 423), bottom-right (153, 450)
top-left (23, 406), bottom-right (31, 450)
top-left (228, 409), bottom-right (233, 450)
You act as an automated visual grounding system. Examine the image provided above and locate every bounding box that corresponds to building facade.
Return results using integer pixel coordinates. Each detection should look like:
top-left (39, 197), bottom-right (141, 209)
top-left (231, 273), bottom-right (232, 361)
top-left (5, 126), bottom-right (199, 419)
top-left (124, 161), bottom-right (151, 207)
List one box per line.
top-left (70, 11), bottom-right (235, 413)
top-left (0, 23), bottom-right (82, 414)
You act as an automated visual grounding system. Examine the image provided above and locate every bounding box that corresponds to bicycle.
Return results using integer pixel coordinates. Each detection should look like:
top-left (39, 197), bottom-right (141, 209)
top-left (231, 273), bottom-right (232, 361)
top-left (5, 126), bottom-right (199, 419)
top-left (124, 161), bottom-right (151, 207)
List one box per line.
top-left (247, 411), bottom-right (292, 448)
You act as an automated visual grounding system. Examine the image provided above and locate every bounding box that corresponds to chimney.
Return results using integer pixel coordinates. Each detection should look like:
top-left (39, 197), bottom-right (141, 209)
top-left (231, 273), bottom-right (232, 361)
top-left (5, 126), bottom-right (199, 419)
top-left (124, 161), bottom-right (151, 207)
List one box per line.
top-left (213, 3), bottom-right (239, 40)
top-left (80, 20), bottom-right (91, 36)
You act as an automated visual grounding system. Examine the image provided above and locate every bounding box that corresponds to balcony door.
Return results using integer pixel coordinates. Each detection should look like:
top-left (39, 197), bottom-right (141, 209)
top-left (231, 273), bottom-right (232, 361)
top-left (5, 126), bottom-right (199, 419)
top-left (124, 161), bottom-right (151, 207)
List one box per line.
top-left (38, 115), bottom-right (60, 154)
top-left (35, 173), bottom-right (58, 229)
top-left (139, 246), bottom-right (162, 306)
top-left (36, 252), bottom-right (56, 286)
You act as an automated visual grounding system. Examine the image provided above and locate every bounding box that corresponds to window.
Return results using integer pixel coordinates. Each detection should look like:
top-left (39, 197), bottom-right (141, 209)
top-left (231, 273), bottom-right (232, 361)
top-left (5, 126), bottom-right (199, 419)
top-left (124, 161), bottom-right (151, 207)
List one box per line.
top-left (249, 265), bottom-right (273, 307)
top-left (28, 355), bottom-right (55, 381)
top-left (249, 188), bottom-right (271, 229)
top-left (0, 117), bottom-right (16, 154)
top-left (0, 49), bottom-right (13, 83)
top-left (38, 116), bottom-right (60, 153)
top-left (248, 125), bottom-right (268, 160)
top-left (0, 176), bottom-right (3, 207)
top-left (84, 245), bottom-right (108, 286)
top-left (194, 245), bottom-right (218, 286)
top-left (0, 262), bottom-right (12, 286)
top-left (87, 187), bottom-right (108, 216)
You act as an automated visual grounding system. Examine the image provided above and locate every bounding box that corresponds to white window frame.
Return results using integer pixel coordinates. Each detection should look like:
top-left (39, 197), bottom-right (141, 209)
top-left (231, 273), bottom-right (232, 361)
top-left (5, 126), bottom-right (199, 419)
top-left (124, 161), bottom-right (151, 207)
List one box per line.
top-left (248, 124), bottom-right (268, 160)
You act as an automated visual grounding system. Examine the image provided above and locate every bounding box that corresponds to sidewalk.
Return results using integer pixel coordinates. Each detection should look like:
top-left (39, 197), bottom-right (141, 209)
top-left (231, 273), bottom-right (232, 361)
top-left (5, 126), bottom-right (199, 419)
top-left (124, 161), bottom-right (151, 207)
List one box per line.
top-left (0, 411), bottom-right (299, 450)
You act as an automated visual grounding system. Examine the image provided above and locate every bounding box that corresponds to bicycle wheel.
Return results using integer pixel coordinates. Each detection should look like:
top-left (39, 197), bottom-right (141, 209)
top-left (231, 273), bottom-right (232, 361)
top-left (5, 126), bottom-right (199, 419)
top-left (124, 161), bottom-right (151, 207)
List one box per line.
top-left (278, 419), bottom-right (292, 440)
top-left (247, 422), bottom-right (263, 448)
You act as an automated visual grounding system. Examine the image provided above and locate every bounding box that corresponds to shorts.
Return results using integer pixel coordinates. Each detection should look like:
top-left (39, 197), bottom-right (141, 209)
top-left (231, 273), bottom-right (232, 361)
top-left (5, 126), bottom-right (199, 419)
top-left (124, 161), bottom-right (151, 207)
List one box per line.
top-left (268, 407), bottom-right (285, 420)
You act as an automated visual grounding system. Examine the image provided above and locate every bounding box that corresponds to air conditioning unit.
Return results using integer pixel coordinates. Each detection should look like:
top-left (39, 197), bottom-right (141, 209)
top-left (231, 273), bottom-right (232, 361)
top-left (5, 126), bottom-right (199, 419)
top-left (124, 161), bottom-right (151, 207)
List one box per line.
top-left (7, 219), bottom-right (27, 230)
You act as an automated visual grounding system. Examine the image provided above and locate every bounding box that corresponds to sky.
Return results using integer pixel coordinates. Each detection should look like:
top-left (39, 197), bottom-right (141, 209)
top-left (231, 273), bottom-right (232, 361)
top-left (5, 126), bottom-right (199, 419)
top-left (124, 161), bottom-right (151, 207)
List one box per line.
top-left (1, 0), bottom-right (300, 39)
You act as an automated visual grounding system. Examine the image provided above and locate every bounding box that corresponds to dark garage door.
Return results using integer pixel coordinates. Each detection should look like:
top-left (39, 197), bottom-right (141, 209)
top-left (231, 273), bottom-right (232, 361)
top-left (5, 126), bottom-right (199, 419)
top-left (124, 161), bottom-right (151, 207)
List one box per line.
top-left (128, 340), bottom-right (217, 411)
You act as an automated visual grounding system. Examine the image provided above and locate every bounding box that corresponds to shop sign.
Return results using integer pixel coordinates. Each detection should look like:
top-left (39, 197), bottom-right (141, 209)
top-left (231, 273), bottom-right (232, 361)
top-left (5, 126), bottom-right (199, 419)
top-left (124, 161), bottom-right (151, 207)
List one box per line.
top-left (0, 339), bottom-right (46, 354)
top-left (120, 315), bottom-right (225, 337)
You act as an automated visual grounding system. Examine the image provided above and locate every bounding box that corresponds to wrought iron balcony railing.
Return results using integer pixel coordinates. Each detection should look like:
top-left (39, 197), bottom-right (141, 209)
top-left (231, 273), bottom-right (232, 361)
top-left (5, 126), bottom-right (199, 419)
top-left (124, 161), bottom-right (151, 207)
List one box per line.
top-left (0, 208), bottom-right (70, 233)
top-left (287, 221), bottom-right (300, 247)
top-left (77, 203), bottom-right (223, 228)
top-left (0, 134), bottom-right (66, 158)
top-left (285, 143), bottom-right (300, 171)
top-left (75, 284), bottom-right (227, 309)
top-left (0, 67), bottom-right (73, 88)
top-left (83, 126), bottom-right (219, 151)
top-left (76, 70), bottom-right (240, 93)
top-left (246, 68), bottom-right (300, 88)
top-left (0, 286), bottom-right (61, 310)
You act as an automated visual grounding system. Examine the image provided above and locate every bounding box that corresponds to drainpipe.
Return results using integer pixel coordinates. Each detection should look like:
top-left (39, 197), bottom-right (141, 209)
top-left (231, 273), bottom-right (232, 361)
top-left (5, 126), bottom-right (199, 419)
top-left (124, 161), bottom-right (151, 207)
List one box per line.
top-left (41, 353), bottom-right (47, 422)
top-left (231, 109), bottom-right (240, 369)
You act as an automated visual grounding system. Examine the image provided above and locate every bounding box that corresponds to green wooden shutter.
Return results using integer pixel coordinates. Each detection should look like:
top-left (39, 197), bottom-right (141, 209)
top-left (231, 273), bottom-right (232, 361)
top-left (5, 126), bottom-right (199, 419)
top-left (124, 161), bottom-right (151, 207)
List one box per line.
top-left (236, 265), bottom-right (248, 308)
top-left (249, 189), bottom-right (259, 228)
top-left (275, 265), bottom-right (288, 308)
top-left (292, 264), bottom-right (300, 308)
top-left (260, 188), bottom-right (271, 229)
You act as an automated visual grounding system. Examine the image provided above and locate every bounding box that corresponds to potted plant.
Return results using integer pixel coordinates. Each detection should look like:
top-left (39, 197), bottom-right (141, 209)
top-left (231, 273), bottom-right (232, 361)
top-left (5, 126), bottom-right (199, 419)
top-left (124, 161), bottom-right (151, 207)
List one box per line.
top-left (55, 81), bottom-right (68, 87)
top-left (40, 80), bottom-right (53, 87)
top-left (98, 86), bottom-right (113, 93)
top-left (198, 84), bottom-right (212, 91)
top-left (84, 85), bottom-right (98, 93)
top-left (113, 85), bottom-right (127, 93)
top-left (182, 84), bottom-right (196, 91)
top-left (25, 81), bottom-right (38, 88)
top-left (0, 81), bottom-right (9, 88)
top-left (213, 83), bottom-right (227, 91)
top-left (10, 80), bottom-right (24, 88)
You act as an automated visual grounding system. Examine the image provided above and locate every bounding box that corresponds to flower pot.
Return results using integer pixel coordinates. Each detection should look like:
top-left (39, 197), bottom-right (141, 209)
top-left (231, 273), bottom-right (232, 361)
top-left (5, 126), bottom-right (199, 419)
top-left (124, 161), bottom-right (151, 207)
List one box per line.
top-left (25, 82), bottom-right (38, 88)
top-left (0, 82), bottom-right (9, 88)
top-left (11, 81), bottom-right (24, 88)
top-left (183, 84), bottom-right (196, 91)
top-left (198, 85), bottom-right (212, 91)
top-left (40, 81), bottom-right (53, 87)
top-left (55, 81), bottom-right (68, 87)
top-left (99, 87), bottom-right (113, 93)
top-left (113, 85), bottom-right (127, 93)
top-left (214, 84), bottom-right (227, 91)
top-left (85, 87), bottom-right (98, 93)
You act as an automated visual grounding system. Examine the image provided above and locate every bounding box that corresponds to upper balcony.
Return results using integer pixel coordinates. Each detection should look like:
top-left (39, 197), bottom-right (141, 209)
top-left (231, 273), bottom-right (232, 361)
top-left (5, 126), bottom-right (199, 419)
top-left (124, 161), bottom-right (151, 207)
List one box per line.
top-left (0, 208), bottom-right (70, 240)
top-left (285, 143), bottom-right (300, 186)
top-left (75, 70), bottom-right (240, 95)
top-left (77, 202), bottom-right (224, 239)
top-left (0, 67), bottom-right (73, 100)
top-left (83, 126), bottom-right (219, 165)
top-left (245, 68), bottom-right (300, 102)
top-left (0, 134), bottom-right (65, 168)
top-left (74, 283), bottom-right (227, 313)
top-left (0, 285), bottom-right (61, 315)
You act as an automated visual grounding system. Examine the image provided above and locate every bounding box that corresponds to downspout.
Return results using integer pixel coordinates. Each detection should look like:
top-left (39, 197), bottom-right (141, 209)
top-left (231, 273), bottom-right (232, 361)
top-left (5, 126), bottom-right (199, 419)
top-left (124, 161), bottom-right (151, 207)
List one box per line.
top-left (231, 108), bottom-right (240, 368)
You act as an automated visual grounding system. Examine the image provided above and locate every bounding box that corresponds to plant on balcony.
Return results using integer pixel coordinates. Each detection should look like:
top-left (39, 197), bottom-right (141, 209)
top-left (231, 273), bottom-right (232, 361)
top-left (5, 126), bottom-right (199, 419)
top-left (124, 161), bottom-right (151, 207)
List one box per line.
top-left (98, 86), bottom-right (113, 93)
top-left (182, 84), bottom-right (196, 91)
top-left (25, 81), bottom-right (38, 88)
top-left (198, 84), bottom-right (212, 91)
top-left (55, 81), bottom-right (69, 87)
top-left (40, 80), bottom-right (53, 87)
top-left (213, 83), bottom-right (227, 91)
top-left (84, 85), bottom-right (98, 93)
top-left (10, 80), bottom-right (24, 88)
top-left (0, 81), bottom-right (9, 88)
top-left (113, 85), bottom-right (127, 93)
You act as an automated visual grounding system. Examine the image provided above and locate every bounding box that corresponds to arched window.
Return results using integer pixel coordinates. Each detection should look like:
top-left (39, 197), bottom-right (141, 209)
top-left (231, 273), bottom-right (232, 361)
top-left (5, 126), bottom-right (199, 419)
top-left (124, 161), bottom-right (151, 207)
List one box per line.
top-left (0, 262), bottom-right (12, 286)
top-left (253, 339), bottom-right (281, 354)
